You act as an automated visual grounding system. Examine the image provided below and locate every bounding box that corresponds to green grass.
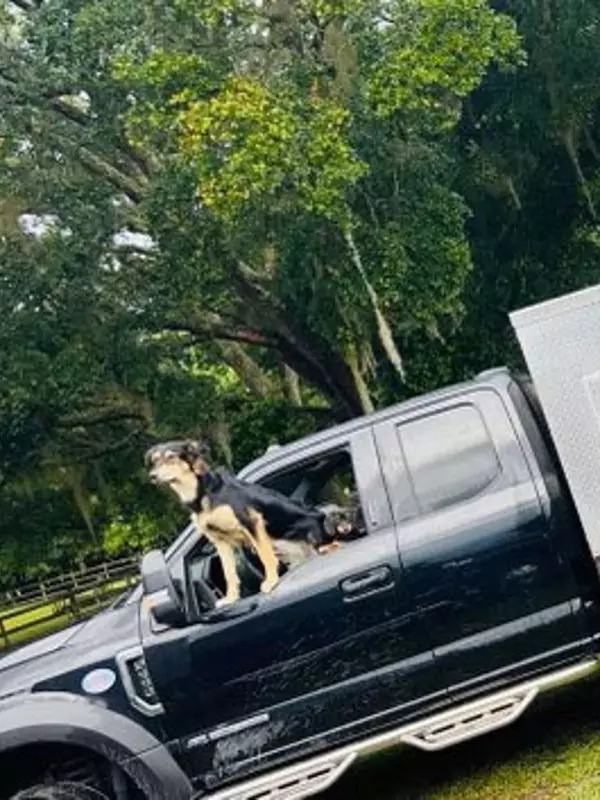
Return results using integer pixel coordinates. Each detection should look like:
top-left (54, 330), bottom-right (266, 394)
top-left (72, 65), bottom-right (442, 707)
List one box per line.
top-left (0, 577), bottom-right (135, 651)
top-left (0, 577), bottom-right (133, 621)
top-left (5, 611), bottom-right (74, 648)
top-left (324, 673), bottom-right (600, 799)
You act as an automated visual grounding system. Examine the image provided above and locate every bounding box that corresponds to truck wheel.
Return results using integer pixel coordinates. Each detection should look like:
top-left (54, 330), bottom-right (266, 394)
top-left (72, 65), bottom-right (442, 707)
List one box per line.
top-left (11, 783), bottom-right (110, 800)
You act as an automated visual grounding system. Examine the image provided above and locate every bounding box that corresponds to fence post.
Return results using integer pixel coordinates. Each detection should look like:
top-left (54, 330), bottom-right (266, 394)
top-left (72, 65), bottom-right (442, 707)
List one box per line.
top-left (0, 618), bottom-right (9, 649)
top-left (0, 555), bottom-right (142, 650)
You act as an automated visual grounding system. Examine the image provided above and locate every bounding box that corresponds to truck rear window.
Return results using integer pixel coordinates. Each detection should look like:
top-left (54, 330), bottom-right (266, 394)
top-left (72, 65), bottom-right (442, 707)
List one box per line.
top-left (398, 404), bottom-right (501, 514)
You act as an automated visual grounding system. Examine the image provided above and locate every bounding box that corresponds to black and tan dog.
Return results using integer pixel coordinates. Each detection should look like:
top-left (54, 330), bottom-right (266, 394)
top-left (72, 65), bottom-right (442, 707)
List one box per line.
top-left (145, 440), bottom-right (354, 606)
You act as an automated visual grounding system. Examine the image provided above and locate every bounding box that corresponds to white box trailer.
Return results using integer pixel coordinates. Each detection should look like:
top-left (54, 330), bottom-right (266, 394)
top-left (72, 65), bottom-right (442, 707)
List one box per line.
top-left (510, 283), bottom-right (600, 562)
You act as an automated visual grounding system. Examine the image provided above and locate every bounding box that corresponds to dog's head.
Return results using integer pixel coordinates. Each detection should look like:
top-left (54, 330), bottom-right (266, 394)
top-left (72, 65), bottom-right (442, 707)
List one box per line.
top-left (144, 440), bottom-right (210, 505)
top-left (320, 503), bottom-right (363, 542)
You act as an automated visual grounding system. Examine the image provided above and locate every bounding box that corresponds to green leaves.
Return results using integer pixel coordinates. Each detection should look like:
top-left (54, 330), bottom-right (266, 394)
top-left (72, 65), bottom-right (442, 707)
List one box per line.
top-left (112, 0), bottom-right (520, 222)
top-left (171, 78), bottom-right (365, 222)
top-left (103, 0), bottom-right (520, 403)
top-left (0, 0), bottom-right (548, 583)
top-left (176, 78), bottom-right (299, 216)
top-left (367, 0), bottom-right (523, 123)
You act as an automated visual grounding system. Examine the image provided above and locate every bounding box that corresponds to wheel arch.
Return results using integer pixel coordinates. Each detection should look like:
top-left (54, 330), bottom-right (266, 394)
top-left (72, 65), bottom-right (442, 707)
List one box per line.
top-left (0, 693), bottom-right (192, 800)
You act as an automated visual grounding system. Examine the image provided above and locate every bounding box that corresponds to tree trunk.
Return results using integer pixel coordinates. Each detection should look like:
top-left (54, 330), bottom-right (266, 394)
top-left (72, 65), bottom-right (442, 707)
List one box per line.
top-left (343, 226), bottom-right (406, 381)
top-left (584, 125), bottom-right (600, 163)
top-left (280, 362), bottom-right (303, 406)
top-left (217, 341), bottom-right (272, 398)
top-left (345, 344), bottom-right (375, 414)
top-left (68, 469), bottom-right (97, 542)
top-left (273, 333), bottom-right (368, 418)
top-left (231, 265), bottom-right (371, 418)
top-left (211, 416), bottom-right (233, 469)
top-left (563, 128), bottom-right (597, 221)
top-left (93, 463), bottom-right (115, 512)
top-left (503, 175), bottom-right (522, 211)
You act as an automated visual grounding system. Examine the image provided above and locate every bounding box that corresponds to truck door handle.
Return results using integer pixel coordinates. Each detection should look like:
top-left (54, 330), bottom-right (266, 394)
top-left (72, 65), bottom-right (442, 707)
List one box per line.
top-left (340, 566), bottom-right (394, 599)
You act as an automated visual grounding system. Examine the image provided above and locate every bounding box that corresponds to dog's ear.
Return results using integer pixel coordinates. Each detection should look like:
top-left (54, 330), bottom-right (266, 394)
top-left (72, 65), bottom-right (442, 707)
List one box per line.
top-left (143, 446), bottom-right (157, 468)
top-left (183, 440), bottom-right (210, 475)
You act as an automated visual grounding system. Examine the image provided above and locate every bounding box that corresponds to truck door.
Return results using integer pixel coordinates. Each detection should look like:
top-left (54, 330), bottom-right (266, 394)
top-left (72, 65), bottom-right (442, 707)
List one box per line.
top-left (141, 427), bottom-right (441, 784)
top-left (374, 387), bottom-right (591, 698)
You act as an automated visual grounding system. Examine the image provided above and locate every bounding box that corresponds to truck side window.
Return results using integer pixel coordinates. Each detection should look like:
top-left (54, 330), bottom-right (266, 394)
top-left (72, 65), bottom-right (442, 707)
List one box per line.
top-left (398, 404), bottom-right (501, 514)
top-left (260, 450), bottom-right (366, 537)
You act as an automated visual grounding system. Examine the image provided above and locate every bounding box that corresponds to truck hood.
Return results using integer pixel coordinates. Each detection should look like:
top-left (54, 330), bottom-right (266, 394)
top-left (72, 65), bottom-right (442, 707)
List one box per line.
top-left (0, 622), bottom-right (86, 670)
top-left (0, 600), bottom-right (141, 698)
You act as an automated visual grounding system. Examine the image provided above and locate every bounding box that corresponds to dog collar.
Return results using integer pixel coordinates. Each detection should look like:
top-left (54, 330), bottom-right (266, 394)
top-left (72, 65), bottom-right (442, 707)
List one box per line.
top-left (201, 471), bottom-right (224, 492)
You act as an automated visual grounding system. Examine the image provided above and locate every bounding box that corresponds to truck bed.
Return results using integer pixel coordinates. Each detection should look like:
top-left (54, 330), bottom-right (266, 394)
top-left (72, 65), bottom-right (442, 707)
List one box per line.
top-left (511, 284), bottom-right (600, 562)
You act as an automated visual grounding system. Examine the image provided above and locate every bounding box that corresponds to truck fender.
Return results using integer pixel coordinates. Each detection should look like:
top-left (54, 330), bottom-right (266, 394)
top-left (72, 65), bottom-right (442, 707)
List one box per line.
top-left (0, 692), bottom-right (192, 800)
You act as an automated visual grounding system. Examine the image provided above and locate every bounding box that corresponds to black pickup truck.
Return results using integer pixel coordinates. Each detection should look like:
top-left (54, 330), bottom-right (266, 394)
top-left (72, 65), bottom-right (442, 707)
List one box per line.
top-left (5, 286), bottom-right (600, 800)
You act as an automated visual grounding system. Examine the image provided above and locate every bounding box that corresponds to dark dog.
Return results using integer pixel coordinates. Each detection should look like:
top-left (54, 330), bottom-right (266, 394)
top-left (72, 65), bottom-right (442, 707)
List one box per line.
top-left (145, 440), bottom-right (350, 606)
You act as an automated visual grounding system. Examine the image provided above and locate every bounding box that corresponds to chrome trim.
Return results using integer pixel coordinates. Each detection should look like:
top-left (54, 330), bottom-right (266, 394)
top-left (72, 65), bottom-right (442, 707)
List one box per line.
top-left (209, 713), bottom-right (270, 742)
top-left (186, 733), bottom-right (210, 749)
top-left (206, 659), bottom-right (598, 800)
top-left (208, 753), bottom-right (357, 800)
top-left (400, 687), bottom-right (538, 751)
top-left (115, 645), bottom-right (165, 718)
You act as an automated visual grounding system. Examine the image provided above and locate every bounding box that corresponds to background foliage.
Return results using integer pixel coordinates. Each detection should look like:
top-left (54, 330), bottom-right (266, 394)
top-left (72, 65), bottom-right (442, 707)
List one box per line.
top-left (1, 0), bottom-right (599, 586)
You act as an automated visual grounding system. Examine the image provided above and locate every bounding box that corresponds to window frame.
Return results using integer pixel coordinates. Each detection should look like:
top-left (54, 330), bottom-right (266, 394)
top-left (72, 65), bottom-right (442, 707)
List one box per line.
top-left (397, 401), bottom-right (503, 517)
top-left (259, 447), bottom-right (358, 510)
top-left (373, 389), bottom-right (510, 527)
top-left (242, 427), bottom-right (393, 537)
top-left (171, 427), bottom-right (392, 617)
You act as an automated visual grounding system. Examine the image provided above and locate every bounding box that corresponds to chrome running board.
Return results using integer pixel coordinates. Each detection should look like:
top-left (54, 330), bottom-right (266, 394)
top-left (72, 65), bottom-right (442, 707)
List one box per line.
top-left (207, 753), bottom-right (356, 800)
top-left (401, 687), bottom-right (537, 751)
top-left (206, 659), bottom-right (597, 800)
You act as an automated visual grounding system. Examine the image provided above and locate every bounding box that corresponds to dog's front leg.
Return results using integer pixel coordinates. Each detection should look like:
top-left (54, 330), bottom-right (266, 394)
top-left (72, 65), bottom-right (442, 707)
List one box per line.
top-left (247, 510), bottom-right (280, 594)
top-left (213, 540), bottom-right (241, 607)
top-left (192, 510), bottom-right (210, 543)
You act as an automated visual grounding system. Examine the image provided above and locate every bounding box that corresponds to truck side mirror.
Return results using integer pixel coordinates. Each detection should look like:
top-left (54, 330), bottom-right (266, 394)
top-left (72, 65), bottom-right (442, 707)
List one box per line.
top-left (141, 549), bottom-right (187, 627)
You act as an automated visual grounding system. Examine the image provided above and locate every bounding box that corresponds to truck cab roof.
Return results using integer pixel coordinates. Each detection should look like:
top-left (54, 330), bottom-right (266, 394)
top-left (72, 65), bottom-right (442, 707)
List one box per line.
top-left (238, 366), bottom-right (513, 481)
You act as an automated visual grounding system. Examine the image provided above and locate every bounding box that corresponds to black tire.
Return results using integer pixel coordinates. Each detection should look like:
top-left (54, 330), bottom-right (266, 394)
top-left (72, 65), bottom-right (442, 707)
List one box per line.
top-left (11, 783), bottom-right (109, 800)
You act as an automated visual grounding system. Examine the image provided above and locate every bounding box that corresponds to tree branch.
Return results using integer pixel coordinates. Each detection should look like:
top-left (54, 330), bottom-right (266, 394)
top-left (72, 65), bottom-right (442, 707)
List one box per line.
top-left (160, 320), bottom-right (275, 348)
top-left (279, 361), bottom-right (302, 406)
top-left (7, 0), bottom-right (36, 12)
top-left (49, 97), bottom-right (92, 127)
top-left (76, 147), bottom-right (146, 203)
top-left (0, 65), bottom-right (79, 103)
top-left (84, 431), bottom-right (144, 462)
top-left (217, 341), bottom-right (273, 398)
top-left (118, 140), bottom-right (154, 180)
top-left (344, 226), bottom-right (406, 381)
top-left (45, 96), bottom-right (153, 182)
top-left (0, 71), bottom-right (151, 197)
top-left (237, 259), bottom-right (271, 283)
top-left (230, 265), bottom-right (364, 416)
top-left (56, 410), bottom-right (149, 429)
top-left (111, 243), bottom-right (157, 258)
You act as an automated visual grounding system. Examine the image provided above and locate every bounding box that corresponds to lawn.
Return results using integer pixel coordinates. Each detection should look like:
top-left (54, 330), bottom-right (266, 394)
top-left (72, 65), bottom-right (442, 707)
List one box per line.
top-left (324, 672), bottom-right (600, 799)
top-left (0, 577), bottom-right (134, 651)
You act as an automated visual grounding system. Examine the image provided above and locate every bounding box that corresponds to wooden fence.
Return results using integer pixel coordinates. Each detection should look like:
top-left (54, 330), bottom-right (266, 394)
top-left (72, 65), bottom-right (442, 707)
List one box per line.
top-left (0, 555), bottom-right (142, 652)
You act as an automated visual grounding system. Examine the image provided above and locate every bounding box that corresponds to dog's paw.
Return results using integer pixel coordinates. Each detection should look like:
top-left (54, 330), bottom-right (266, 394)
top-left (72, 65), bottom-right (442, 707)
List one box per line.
top-left (260, 577), bottom-right (279, 594)
top-left (215, 596), bottom-right (238, 608)
top-left (317, 541), bottom-right (342, 555)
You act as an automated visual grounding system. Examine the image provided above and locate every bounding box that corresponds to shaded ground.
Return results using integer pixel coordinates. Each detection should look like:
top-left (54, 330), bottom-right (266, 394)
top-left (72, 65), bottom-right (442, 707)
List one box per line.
top-left (323, 671), bottom-right (600, 799)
